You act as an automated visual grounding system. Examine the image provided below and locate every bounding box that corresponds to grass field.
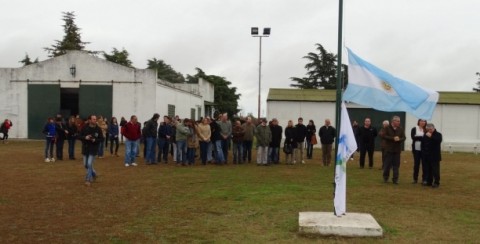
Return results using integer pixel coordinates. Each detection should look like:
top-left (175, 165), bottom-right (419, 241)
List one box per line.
top-left (1, 140), bottom-right (479, 243)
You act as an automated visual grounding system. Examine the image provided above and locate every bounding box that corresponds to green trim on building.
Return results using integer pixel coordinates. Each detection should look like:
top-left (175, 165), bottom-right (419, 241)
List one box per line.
top-left (267, 88), bottom-right (480, 105)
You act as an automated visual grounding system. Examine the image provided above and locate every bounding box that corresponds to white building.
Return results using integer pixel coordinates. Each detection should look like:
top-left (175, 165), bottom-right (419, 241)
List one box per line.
top-left (267, 88), bottom-right (480, 153)
top-left (0, 51), bottom-right (214, 139)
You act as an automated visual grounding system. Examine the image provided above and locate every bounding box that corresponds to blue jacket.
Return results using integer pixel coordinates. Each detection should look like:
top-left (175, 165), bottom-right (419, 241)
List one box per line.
top-left (43, 122), bottom-right (56, 138)
top-left (158, 122), bottom-right (173, 139)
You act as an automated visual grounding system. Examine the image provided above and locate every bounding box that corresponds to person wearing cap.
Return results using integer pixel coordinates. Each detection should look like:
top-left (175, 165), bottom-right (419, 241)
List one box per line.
top-left (255, 118), bottom-right (271, 166)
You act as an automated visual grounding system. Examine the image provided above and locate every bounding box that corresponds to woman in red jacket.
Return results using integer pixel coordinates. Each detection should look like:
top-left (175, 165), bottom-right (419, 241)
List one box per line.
top-left (1, 119), bottom-right (12, 143)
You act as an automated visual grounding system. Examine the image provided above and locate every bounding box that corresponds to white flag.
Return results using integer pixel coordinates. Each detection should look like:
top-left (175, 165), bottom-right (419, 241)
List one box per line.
top-left (334, 102), bottom-right (358, 216)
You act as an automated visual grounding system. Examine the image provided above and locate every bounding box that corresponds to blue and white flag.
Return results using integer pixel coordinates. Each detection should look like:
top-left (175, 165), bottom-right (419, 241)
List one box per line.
top-left (343, 48), bottom-right (439, 120)
top-left (334, 102), bottom-right (358, 216)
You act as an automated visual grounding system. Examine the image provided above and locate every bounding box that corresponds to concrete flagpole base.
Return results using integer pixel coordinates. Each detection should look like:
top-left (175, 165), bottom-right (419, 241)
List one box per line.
top-left (299, 212), bottom-right (383, 237)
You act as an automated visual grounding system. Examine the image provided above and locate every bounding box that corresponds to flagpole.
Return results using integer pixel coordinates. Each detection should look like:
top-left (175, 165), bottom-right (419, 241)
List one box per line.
top-left (333, 0), bottom-right (344, 215)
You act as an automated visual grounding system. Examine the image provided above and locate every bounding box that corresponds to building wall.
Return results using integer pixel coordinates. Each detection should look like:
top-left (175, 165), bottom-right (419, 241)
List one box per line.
top-left (267, 100), bottom-right (480, 152)
top-left (0, 51), bottom-right (214, 138)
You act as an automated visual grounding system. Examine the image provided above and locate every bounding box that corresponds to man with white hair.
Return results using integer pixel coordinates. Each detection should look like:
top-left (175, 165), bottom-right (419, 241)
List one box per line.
top-left (378, 120), bottom-right (390, 170)
top-left (383, 116), bottom-right (406, 184)
top-left (422, 123), bottom-right (443, 188)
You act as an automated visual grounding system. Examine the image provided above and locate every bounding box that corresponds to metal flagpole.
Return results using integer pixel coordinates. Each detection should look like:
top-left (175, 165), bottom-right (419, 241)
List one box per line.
top-left (333, 0), bottom-right (344, 215)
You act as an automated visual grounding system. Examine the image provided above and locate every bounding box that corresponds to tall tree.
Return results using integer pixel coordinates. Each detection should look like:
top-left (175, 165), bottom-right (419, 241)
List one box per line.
top-left (103, 48), bottom-right (133, 67)
top-left (44, 11), bottom-right (93, 57)
top-left (147, 58), bottom-right (185, 83)
top-left (191, 68), bottom-right (241, 117)
top-left (290, 43), bottom-right (347, 89)
top-left (474, 72), bottom-right (480, 92)
top-left (19, 53), bottom-right (38, 66)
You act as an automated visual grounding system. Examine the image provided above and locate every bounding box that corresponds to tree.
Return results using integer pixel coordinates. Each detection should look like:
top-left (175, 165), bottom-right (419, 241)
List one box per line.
top-left (19, 53), bottom-right (38, 66)
top-left (190, 68), bottom-right (241, 117)
top-left (290, 43), bottom-right (347, 89)
top-left (44, 11), bottom-right (93, 57)
top-left (103, 48), bottom-right (133, 68)
top-left (474, 72), bottom-right (480, 92)
top-left (147, 58), bottom-right (185, 83)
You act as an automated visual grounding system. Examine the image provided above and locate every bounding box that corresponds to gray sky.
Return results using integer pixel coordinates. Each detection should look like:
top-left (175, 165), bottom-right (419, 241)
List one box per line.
top-left (1, 0), bottom-right (479, 116)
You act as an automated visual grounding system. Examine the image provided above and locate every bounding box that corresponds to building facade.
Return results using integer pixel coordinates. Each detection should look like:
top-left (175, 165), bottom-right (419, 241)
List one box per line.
top-left (267, 88), bottom-right (480, 152)
top-left (0, 51), bottom-right (214, 139)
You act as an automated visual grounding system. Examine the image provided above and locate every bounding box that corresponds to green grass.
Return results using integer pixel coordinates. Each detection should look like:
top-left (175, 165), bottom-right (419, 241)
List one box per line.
top-left (0, 140), bottom-right (479, 243)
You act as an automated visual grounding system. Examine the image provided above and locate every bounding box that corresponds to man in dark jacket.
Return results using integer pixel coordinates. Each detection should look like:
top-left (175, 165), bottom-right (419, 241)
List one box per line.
top-left (268, 118), bottom-right (283, 164)
top-left (157, 116), bottom-right (173, 163)
top-left (294, 117), bottom-right (307, 164)
top-left (422, 123), bottom-right (443, 188)
top-left (319, 119), bottom-right (336, 166)
top-left (358, 117), bottom-right (378, 169)
top-left (383, 116), bottom-right (406, 184)
top-left (144, 113), bottom-right (160, 164)
top-left (79, 115), bottom-right (104, 186)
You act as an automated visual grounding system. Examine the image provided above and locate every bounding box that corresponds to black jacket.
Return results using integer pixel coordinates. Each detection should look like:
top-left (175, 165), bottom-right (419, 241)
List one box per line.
top-left (358, 126), bottom-right (377, 149)
top-left (422, 130), bottom-right (442, 162)
top-left (269, 124), bottom-right (283, 147)
top-left (79, 124), bottom-right (104, 156)
top-left (319, 125), bottom-right (336, 144)
top-left (294, 124), bottom-right (307, 143)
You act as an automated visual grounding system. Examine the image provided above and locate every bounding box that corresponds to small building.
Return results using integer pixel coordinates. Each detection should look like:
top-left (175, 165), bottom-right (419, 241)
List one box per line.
top-left (267, 88), bottom-right (480, 152)
top-left (0, 51), bottom-right (214, 139)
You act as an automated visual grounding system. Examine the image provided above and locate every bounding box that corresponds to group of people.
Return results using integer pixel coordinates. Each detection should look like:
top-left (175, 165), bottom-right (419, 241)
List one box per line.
top-left (353, 116), bottom-right (443, 187)
top-left (39, 112), bottom-right (442, 187)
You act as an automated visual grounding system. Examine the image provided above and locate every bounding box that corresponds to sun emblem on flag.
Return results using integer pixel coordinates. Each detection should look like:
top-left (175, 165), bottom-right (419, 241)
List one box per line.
top-left (382, 81), bottom-right (392, 91)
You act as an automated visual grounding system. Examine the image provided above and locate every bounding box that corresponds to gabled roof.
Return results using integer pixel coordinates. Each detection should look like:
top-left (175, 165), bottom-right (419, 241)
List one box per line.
top-left (267, 88), bottom-right (480, 105)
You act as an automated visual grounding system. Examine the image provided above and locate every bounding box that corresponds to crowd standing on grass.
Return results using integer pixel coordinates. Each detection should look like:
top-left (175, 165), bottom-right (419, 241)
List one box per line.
top-left (34, 112), bottom-right (442, 188)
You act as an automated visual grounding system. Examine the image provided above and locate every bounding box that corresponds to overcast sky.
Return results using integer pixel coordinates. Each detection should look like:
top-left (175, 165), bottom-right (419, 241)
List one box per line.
top-left (1, 0), bottom-right (479, 116)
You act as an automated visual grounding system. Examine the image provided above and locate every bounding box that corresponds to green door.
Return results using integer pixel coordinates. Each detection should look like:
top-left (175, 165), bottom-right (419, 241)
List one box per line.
top-left (79, 85), bottom-right (112, 119)
top-left (347, 108), bottom-right (406, 151)
top-left (28, 84), bottom-right (60, 139)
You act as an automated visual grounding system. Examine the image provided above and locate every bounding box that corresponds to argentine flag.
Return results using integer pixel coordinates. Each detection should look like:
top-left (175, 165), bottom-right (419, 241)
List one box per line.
top-left (334, 102), bottom-right (358, 216)
top-left (343, 49), bottom-right (439, 120)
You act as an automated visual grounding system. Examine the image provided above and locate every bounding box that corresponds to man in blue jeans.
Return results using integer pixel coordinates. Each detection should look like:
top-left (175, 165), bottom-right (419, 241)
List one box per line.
top-left (144, 113), bottom-right (160, 164)
top-left (122, 115), bottom-right (141, 167)
top-left (79, 115), bottom-right (104, 186)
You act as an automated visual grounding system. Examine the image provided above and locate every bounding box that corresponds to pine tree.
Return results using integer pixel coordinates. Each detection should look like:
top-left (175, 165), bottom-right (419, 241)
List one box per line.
top-left (44, 12), bottom-right (92, 57)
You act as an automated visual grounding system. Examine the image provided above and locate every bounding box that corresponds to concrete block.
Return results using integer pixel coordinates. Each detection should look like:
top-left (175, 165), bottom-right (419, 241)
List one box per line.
top-left (299, 212), bottom-right (383, 237)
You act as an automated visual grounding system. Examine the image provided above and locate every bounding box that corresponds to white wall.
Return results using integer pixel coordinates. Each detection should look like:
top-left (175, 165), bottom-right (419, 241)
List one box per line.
top-left (267, 100), bottom-right (480, 152)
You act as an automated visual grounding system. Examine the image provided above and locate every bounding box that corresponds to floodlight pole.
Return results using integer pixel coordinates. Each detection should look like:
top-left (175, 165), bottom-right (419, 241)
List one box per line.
top-left (251, 27), bottom-right (270, 119)
top-left (258, 36), bottom-right (263, 119)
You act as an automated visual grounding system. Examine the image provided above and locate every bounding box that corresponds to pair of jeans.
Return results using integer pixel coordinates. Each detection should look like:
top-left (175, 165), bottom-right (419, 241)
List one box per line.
top-left (243, 140), bottom-right (253, 162)
top-left (233, 142), bottom-right (243, 163)
top-left (199, 141), bottom-right (209, 164)
top-left (221, 139), bottom-right (229, 162)
top-left (306, 141), bottom-right (313, 158)
top-left (157, 138), bottom-right (170, 162)
top-left (83, 154), bottom-right (97, 182)
top-left (176, 140), bottom-right (187, 164)
top-left (215, 140), bottom-right (225, 164)
top-left (97, 141), bottom-right (104, 157)
top-left (45, 137), bottom-right (55, 158)
top-left (187, 148), bottom-right (196, 165)
top-left (67, 138), bottom-right (76, 159)
top-left (268, 147), bottom-right (279, 163)
top-left (145, 137), bottom-right (157, 163)
top-left (206, 142), bottom-right (213, 162)
top-left (124, 139), bottom-right (138, 164)
top-left (56, 138), bottom-right (65, 160)
top-left (110, 137), bottom-right (119, 155)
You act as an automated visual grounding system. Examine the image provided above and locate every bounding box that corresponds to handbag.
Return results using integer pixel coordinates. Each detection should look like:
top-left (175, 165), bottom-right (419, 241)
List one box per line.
top-left (311, 135), bottom-right (318, 145)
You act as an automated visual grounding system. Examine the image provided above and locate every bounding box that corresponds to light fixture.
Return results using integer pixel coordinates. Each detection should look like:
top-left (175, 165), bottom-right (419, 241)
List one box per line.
top-left (70, 64), bottom-right (76, 77)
